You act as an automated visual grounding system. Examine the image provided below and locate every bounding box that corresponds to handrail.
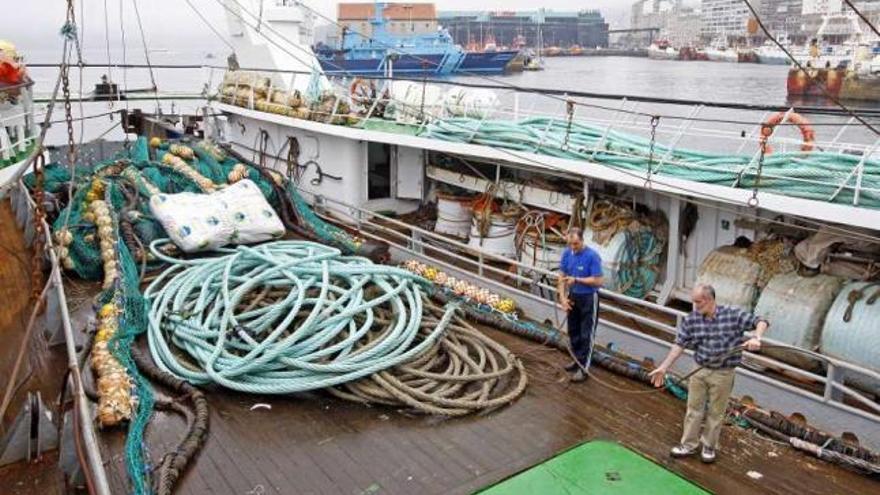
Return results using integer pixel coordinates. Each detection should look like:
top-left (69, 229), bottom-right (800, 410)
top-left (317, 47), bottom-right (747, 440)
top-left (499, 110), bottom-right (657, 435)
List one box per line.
top-left (16, 179), bottom-right (111, 495)
top-left (308, 189), bottom-right (880, 390)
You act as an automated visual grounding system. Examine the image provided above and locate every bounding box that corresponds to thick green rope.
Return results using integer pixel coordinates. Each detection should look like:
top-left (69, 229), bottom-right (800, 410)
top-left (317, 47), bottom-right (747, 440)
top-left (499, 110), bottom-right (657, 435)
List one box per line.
top-left (144, 240), bottom-right (459, 393)
top-left (421, 117), bottom-right (880, 209)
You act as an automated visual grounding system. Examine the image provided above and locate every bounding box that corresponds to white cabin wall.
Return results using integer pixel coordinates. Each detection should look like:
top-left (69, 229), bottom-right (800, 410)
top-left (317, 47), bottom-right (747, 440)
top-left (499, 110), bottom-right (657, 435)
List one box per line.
top-left (228, 115), bottom-right (367, 218)
top-left (395, 146), bottom-right (424, 199)
top-left (679, 202), bottom-right (759, 296)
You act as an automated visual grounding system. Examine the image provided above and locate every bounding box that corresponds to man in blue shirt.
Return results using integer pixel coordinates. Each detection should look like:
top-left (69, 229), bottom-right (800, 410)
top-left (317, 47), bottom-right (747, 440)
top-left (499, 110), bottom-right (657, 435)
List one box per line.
top-left (557, 227), bottom-right (604, 382)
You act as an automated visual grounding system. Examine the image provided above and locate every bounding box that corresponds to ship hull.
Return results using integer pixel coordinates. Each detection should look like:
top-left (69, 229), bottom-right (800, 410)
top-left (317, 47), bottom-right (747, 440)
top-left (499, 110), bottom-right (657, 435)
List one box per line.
top-left (786, 67), bottom-right (846, 97)
top-left (317, 50), bottom-right (518, 76)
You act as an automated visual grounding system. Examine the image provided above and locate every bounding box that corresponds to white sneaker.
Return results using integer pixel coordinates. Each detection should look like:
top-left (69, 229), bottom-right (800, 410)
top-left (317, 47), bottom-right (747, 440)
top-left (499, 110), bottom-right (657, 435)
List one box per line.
top-left (701, 445), bottom-right (716, 463)
top-left (670, 444), bottom-right (698, 458)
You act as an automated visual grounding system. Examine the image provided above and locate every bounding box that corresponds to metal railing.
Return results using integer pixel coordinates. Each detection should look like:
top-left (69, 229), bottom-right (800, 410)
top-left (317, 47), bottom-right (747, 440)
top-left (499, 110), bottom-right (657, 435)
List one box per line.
top-left (0, 81), bottom-right (37, 163)
top-left (214, 66), bottom-right (880, 209)
top-left (9, 178), bottom-right (111, 495)
top-left (306, 188), bottom-right (880, 417)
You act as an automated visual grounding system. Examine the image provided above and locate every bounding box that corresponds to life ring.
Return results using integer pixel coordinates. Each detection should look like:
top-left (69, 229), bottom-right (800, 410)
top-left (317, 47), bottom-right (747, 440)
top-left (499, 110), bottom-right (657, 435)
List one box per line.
top-left (349, 77), bottom-right (375, 107)
top-left (759, 111), bottom-right (815, 154)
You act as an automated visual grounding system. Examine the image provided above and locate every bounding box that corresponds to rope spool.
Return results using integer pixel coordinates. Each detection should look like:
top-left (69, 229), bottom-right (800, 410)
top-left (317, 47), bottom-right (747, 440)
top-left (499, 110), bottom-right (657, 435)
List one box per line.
top-left (468, 192), bottom-right (521, 259)
top-left (468, 212), bottom-right (519, 259)
top-left (434, 192), bottom-right (474, 239)
top-left (330, 300), bottom-right (527, 416)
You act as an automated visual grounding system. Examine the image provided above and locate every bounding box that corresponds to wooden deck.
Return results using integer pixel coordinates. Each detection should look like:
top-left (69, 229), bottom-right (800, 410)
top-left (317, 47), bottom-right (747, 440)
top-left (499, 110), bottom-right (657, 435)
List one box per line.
top-left (96, 331), bottom-right (879, 495)
top-left (1, 197), bottom-right (878, 494)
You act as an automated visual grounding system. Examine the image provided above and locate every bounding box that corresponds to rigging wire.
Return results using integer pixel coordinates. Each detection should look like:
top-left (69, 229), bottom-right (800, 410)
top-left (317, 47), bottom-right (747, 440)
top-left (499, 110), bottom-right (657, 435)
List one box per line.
top-left (207, 0), bottom-right (880, 244)
top-left (226, 0), bottom-right (880, 132)
top-left (130, 0), bottom-right (163, 114)
top-left (843, 0), bottom-right (880, 39)
top-left (213, 0), bottom-right (326, 71)
top-left (294, 0), bottom-right (879, 133)
top-left (102, 0), bottom-right (115, 108)
top-left (118, 0), bottom-right (132, 147)
top-left (185, 0), bottom-right (237, 53)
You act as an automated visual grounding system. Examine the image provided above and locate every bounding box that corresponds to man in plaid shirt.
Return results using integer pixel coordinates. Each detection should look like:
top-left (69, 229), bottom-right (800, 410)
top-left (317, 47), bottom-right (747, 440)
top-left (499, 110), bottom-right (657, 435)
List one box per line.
top-left (648, 283), bottom-right (768, 464)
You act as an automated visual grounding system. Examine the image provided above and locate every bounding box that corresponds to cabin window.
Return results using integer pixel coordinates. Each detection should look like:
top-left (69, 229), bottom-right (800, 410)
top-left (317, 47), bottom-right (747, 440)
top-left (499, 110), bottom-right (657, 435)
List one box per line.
top-left (368, 142), bottom-right (392, 199)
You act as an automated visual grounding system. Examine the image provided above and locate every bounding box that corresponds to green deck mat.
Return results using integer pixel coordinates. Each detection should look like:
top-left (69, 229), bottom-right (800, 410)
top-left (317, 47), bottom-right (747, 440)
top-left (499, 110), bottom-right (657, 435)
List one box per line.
top-left (478, 441), bottom-right (709, 495)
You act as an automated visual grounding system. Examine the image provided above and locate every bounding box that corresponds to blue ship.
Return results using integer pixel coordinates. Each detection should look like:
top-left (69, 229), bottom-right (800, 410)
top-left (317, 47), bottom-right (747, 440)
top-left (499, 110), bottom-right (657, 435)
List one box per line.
top-left (313, 3), bottom-right (518, 77)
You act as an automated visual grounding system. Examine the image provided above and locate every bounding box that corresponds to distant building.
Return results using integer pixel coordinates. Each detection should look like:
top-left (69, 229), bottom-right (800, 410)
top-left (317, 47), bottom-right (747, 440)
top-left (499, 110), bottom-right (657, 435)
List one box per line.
top-left (437, 9), bottom-right (609, 49)
top-left (337, 2), bottom-right (438, 40)
top-left (700, 0), bottom-right (752, 42)
top-left (802, 0), bottom-right (842, 14)
top-left (760, 0), bottom-right (805, 41)
top-left (631, 0), bottom-right (681, 30)
top-left (661, 7), bottom-right (703, 47)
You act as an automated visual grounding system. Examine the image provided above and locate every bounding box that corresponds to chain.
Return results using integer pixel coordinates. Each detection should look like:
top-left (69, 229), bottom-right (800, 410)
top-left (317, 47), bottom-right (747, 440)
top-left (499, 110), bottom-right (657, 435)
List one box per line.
top-left (562, 100), bottom-right (575, 150)
top-left (31, 153), bottom-right (47, 306)
top-left (644, 115), bottom-right (660, 188)
top-left (750, 134), bottom-right (768, 207)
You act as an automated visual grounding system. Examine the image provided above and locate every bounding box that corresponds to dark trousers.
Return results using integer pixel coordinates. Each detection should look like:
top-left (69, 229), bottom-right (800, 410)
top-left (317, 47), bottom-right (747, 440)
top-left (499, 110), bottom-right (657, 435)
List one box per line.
top-left (567, 292), bottom-right (599, 368)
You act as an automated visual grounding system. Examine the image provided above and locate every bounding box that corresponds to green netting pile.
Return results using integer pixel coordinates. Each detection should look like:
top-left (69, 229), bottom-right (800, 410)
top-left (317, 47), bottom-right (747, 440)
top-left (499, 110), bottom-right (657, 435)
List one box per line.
top-left (23, 135), bottom-right (372, 494)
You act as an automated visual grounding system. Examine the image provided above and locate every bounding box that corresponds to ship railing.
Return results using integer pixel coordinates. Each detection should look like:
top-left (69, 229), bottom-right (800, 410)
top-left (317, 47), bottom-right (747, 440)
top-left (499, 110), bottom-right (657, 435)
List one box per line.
top-left (24, 62), bottom-right (880, 206)
top-left (212, 65), bottom-right (880, 207)
top-left (303, 187), bottom-right (880, 421)
top-left (0, 80), bottom-right (37, 164)
top-left (6, 176), bottom-right (111, 494)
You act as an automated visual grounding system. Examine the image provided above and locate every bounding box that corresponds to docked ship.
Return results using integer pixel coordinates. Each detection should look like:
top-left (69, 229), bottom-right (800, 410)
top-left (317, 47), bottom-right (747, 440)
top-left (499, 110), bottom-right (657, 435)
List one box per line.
top-left (312, 2), bottom-right (518, 76)
top-left (786, 12), bottom-right (880, 101)
top-left (3, 1), bottom-right (880, 494)
top-left (647, 40), bottom-right (679, 60)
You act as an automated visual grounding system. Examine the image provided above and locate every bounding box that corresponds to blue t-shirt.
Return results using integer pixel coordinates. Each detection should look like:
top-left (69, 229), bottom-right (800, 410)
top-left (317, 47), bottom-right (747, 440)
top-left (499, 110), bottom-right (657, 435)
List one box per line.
top-left (559, 246), bottom-right (603, 295)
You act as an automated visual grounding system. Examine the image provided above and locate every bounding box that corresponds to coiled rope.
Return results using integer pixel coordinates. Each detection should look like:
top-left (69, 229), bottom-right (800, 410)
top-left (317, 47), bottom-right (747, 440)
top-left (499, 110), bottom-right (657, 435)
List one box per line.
top-left (421, 117), bottom-right (880, 209)
top-left (144, 240), bottom-right (460, 393)
top-left (331, 299), bottom-right (528, 416)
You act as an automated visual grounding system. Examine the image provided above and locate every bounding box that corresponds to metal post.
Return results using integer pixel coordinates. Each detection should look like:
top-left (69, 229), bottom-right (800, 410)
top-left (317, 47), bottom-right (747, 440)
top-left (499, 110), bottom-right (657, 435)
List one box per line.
top-left (657, 196), bottom-right (680, 305)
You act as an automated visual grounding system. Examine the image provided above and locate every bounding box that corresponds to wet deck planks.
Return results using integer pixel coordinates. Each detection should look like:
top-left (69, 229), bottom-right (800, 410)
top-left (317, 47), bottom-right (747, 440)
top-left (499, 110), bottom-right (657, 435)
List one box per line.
top-left (1, 196), bottom-right (878, 495)
top-left (92, 333), bottom-right (879, 495)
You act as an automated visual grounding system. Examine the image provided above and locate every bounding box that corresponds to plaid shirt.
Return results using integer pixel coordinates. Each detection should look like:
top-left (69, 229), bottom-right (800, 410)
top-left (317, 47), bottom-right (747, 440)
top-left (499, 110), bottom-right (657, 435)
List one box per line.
top-left (675, 305), bottom-right (767, 369)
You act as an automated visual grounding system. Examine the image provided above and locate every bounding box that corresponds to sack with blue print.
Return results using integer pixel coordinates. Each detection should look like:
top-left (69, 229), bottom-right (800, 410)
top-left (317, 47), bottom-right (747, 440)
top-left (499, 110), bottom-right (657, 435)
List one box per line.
top-left (149, 179), bottom-right (285, 252)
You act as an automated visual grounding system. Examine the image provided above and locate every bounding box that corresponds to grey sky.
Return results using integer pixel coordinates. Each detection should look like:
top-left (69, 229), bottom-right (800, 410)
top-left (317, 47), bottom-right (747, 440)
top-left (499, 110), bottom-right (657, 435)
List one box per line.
top-left (2, 1), bottom-right (694, 53)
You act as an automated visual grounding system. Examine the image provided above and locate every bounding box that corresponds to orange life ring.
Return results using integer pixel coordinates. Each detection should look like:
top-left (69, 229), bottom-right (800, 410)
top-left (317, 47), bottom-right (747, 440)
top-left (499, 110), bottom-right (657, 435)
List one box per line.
top-left (0, 54), bottom-right (24, 85)
top-left (759, 111), bottom-right (815, 154)
top-left (349, 77), bottom-right (375, 106)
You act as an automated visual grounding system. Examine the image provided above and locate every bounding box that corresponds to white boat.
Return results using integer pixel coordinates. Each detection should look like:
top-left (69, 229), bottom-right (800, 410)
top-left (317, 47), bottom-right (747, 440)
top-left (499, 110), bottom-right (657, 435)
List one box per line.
top-left (705, 38), bottom-right (739, 63)
top-left (0, 64), bottom-right (37, 189)
top-left (755, 44), bottom-right (791, 65)
top-left (647, 41), bottom-right (679, 60)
